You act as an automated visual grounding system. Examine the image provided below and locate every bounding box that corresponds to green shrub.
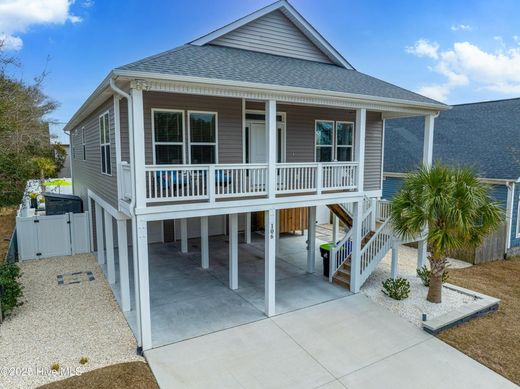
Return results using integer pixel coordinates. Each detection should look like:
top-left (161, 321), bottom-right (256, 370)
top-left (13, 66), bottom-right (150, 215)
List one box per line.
top-left (416, 265), bottom-right (449, 287)
top-left (0, 263), bottom-right (24, 317)
top-left (382, 277), bottom-right (410, 300)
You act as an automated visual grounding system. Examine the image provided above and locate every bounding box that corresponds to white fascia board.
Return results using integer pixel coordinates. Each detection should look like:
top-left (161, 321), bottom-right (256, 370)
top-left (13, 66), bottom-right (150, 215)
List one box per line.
top-left (113, 69), bottom-right (448, 112)
top-left (189, 0), bottom-right (353, 69)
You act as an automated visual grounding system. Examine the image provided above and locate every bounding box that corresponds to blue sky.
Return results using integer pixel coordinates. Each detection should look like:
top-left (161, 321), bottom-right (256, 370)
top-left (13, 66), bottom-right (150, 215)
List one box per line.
top-left (2, 0), bottom-right (520, 143)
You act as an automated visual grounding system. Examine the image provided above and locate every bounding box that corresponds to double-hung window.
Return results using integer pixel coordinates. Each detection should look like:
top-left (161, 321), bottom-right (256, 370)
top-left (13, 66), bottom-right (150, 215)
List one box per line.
top-left (153, 110), bottom-right (184, 164)
top-left (82, 127), bottom-right (86, 160)
top-left (315, 120), bottom-right (354, 162)
top-left (315, 120), bottom-right (334, 162)
top-left (189, 112), bottom-right (217, 164)
top-left (99, 112), bottom-right (111, 174)
top-left (335, 122), bottom-right (354, 161)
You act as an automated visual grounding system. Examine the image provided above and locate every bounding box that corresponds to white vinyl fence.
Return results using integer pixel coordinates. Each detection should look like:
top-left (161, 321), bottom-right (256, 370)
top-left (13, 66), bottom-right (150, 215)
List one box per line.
top-left (16, 212), bottom-right (90, 261)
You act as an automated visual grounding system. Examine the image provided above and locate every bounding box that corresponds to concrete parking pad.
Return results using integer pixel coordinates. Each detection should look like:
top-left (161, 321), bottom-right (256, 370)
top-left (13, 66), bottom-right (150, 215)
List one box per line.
top-left (340, 338), bottom-right (516, 389)
top-left (146, 294), bottom-right (516, 389)
top-left (146, 319), bottom-right (334, 389)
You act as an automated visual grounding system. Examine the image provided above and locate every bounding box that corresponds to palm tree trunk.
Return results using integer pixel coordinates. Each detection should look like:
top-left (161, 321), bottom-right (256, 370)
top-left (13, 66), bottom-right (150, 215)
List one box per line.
top-left (427, 255), bottom-right (447, 303)
top-left (427, 273), bottom-right (442, 303)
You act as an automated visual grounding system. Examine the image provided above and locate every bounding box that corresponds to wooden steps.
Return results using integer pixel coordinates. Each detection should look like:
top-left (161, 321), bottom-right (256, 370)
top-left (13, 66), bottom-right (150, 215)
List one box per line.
top-left (331, 231), bottom-right (374, 290)
top-left (327, 204), bottom-right (353, 228)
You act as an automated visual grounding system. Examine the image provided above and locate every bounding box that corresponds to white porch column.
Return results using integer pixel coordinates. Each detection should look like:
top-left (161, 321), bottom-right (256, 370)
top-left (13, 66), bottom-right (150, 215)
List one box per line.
top-left (423, 114), bottom-right (435, 166)
top-left (265, 209), bottom-right (276, 317)
top-left (355, 108), bottom-right (367, 191)
top-left (104, 210), bottom-right (116, 284)
top-left (180, 218), bottom-right (188, 253)
top-left (229, 213), bottom-right (238, 290)
top-left (391, 242), bottom-right (399, 279)
top-left (370, 198), bottom-right (377, 231)
top-left (136, 218), bottom-right (152, 351)
top-left (266, 99), bottom-right (277, 199)
top-left (130, 84), bottom-right (146, 209)
top-left (245, 212), bottom-right (251, 244)
top-left (332, 214), bottom-right (339, 243)
top-left (418, 114), bottom-right (435, 268)
top-left (307, 206), bottom-right (317, 273)
top-left (276, 210), bottom-right (280, 255)
top-left (201, 216), bottom-right (209, 269)
top-left (350, 200), bottom-right (363, 293)
top-left (94, 202), bottom-right (105, 265)
top-left (117, 219), bottom-right (131, 312)
top-left (417, 241), bottom-right (428, 269)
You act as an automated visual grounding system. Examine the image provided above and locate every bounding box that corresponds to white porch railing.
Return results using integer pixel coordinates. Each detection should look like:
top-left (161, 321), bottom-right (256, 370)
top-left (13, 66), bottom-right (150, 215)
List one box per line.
top-left (143, 162), bottom-right (358, 203)
top-left (120, 162), bottom-right (132, 201)
top-left (329, 229), bottom-right (353, 282)
top-left (376, 199), bottom-right (392, 222)
top-left (276, 162), bottom-right (358, 194)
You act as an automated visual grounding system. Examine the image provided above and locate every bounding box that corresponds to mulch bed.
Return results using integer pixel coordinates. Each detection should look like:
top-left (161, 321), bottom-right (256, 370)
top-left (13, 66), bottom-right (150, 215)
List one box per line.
top-left (438, 257), bottom-right (520, 385)
top-left (38, 362), bottom-right (159, 389)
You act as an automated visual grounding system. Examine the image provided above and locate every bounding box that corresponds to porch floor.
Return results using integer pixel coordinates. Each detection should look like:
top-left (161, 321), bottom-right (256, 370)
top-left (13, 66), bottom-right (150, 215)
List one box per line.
top-left (104, 229), bottom-right (351, 348)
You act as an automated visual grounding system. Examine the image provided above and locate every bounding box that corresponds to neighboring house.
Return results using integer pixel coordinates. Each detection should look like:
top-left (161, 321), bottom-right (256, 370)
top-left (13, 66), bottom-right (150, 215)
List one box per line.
top-left (65, 0), bottom-right (447, 351)
top-left (57, 144), bottom-right (71, 177)
top-left (383, 98), bottom-right (520, 258)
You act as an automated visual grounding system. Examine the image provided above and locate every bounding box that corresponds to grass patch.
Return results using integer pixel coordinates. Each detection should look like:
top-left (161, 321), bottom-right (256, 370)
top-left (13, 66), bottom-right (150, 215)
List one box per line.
top-left (38, 362), bottom-right (158, 389)
top-left (438, 257), bottom-right (520, 385)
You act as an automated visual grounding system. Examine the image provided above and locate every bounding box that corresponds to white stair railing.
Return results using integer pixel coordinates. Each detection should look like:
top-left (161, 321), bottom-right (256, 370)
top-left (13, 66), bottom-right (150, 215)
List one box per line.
top-left (358, 218), bottom-right (394, 287)
top-left (329, 229), bottom-right (353, 282)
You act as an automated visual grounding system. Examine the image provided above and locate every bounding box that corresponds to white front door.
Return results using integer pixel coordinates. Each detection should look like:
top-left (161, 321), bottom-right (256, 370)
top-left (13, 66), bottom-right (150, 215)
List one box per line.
top-left (247, 120), bottom-right (285, 163)
top-left (250, 122), bottom-right (267, 163)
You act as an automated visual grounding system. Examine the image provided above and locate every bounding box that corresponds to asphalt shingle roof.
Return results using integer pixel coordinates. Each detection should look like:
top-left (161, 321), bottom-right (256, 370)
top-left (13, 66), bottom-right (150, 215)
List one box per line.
top-left (117, 44), bottom-right (444, 107)
top-left (384, 98), bottom-right (520, 180)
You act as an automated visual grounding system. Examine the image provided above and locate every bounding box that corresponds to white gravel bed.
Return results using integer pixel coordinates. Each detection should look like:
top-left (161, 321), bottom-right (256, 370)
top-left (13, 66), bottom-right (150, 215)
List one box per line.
top-left (361, 245), bottom-right (476, 328)
top-left (0, 254), bottom-right (142, 389)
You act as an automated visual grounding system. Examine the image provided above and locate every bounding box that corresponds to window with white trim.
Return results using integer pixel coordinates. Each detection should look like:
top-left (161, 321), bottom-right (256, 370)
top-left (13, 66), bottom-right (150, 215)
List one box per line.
top-left (99, 112), bottom-right (111, 175)
top-left (153, 110), bottom-right (184, 164)
top-left (315, 120), bottom-right (334, 162)
top-left (82, 127), bottom-right (86, 160)
top-left (189, 112), bottom-right (217, 164)
top-left (336, 121), bottom-right (354, 161)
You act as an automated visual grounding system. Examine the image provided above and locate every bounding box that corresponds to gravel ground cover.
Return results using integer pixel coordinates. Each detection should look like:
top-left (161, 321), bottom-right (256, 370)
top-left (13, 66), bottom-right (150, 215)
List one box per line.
top-left (0, 253), bottom-right (142, 389)
top-left (361, 245), bottom-right (476, 327)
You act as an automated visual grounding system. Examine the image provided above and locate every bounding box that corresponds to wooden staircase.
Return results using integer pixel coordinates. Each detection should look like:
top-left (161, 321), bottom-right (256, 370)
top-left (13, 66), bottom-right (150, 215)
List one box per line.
top-left (327, 204), bottom-right (353, 228)
top-left (331, 231), bottom-right (374, 289)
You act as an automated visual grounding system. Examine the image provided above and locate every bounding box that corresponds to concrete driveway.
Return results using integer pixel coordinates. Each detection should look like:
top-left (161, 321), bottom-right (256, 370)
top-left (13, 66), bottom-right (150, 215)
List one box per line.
top-left (145, 294), bottom-right (516, 389)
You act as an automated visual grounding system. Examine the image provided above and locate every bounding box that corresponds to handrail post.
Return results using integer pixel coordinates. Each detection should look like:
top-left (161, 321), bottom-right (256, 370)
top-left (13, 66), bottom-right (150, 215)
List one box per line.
top-left (316, 163), bottom-right (323, 195)
top-left (208, 165), bottom-right (216, 203)
top-left (329, 247), bottom-right (335, 283)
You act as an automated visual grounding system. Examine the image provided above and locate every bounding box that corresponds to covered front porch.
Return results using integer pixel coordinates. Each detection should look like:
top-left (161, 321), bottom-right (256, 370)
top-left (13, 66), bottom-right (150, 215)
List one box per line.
top-left (105, 226), bottom-right (351, 348)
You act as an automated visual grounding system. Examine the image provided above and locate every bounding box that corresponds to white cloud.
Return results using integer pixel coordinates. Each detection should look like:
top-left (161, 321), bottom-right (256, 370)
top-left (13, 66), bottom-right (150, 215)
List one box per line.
top-left (0, 0), bottom-right (81, 51)
top-left (81, 0), bottom-right (94, 8)
top-left (451, 24), bottom-right (472, 32)
top-left (405, 39), bottom-right (439, 59)
top-left (406, 38), bottom-right (520, 101)
top-left (0, 33), bottom-right (23, 50)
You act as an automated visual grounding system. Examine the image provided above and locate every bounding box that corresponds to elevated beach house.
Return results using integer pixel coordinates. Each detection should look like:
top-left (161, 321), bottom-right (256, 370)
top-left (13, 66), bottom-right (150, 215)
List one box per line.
top-left (384, 98), bottom-right (520, 261)
top-left (65, 0), bottom-right (448, 351)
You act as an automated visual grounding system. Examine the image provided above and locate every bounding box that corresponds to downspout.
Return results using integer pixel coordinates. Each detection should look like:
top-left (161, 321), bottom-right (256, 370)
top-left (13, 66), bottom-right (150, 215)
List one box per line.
top-left (109, 78), bottom-right (142, 351)
top-left (505, 181), bottom-right (515, 254)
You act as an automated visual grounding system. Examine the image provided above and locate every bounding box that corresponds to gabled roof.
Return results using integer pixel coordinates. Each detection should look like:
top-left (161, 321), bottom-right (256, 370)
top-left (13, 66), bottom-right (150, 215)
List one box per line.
top-left (190, 0), bottom-right (354, 69)
top-left (116, 44), bottom-right (444, 107)
top-left (384, 98), bottom-right (520, 180)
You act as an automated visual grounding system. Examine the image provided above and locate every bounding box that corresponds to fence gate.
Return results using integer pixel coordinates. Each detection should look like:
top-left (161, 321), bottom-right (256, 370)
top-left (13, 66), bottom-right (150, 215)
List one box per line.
top-left (16, 212), bottom-right (90, 261)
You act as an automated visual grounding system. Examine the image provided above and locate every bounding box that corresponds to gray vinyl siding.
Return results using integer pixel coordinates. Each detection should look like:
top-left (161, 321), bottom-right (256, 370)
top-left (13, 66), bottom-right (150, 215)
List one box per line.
top-left (120, 98), bottom-right (130, 162)
top-left (71, 97), bottom-right (118, 210)
top-left (143, 92), bottom-right (243, 164)
top-left (363, 112), bottom-right (383, 191)
top-left (211, 10), bottom-right (332, 64)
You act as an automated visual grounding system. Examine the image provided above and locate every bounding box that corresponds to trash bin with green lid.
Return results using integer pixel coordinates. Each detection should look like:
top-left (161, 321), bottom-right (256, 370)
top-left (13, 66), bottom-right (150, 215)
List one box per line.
top-left (320, 242), bottom-right (335, 277)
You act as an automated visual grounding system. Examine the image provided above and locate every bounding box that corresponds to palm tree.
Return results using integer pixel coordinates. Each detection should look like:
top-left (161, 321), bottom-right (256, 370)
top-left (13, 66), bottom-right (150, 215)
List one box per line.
top-left (390, 164), bottom-right (503, 303)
